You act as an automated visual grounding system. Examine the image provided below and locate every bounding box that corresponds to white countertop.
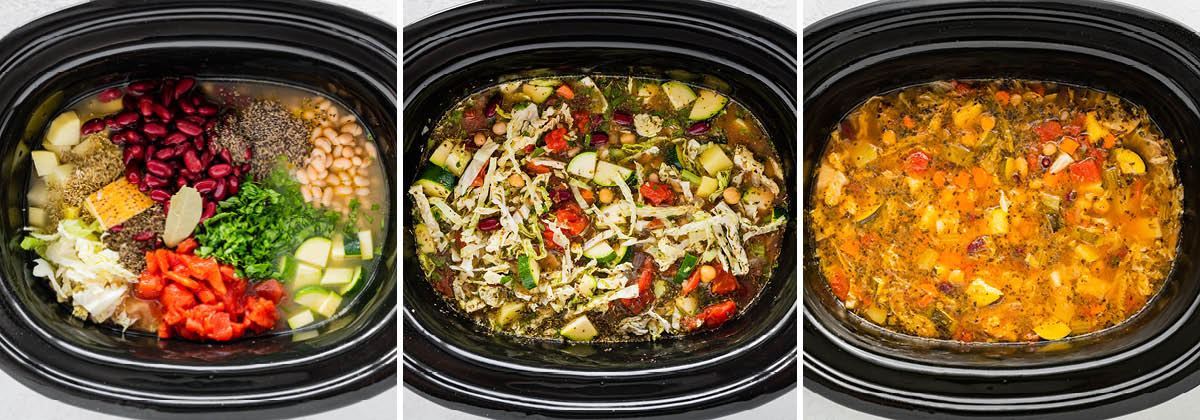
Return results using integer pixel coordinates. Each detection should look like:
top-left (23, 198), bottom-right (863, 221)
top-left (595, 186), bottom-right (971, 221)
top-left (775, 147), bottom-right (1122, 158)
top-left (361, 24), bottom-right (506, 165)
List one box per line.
top-left (803, 0), bottom-right (1200, 419)
top-left (401, 0), bottom-right (797, 419)
top-left (0, 0), bottom-right (396, 419)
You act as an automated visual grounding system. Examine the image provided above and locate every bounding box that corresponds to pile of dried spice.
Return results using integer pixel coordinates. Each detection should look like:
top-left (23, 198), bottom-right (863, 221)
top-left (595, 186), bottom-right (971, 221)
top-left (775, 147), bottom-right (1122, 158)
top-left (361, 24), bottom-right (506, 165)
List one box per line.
top-left (212, 100), bottom-right (311, 180)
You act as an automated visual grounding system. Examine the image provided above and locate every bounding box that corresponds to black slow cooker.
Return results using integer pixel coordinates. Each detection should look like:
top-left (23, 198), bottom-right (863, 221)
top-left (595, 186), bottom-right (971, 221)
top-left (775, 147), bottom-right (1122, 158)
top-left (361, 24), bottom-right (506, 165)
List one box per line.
top-left (403, 0), bottom-right (796, 418)
top-left (804, 0), bottom-right (1200, 418)
top-left (0, 1), bottom-right (397, 419)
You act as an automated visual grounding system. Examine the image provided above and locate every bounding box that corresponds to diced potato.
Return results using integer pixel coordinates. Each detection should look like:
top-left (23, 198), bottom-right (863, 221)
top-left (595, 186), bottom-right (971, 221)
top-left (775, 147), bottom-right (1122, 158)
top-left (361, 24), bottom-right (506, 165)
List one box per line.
top-left (916, 249), bottom-right (939, 271)
top-left (46, 111), bottom-right (81, 146)
top-left (695, 176), bottom-right (718, 199)
top-left (698, 146), bottom-right (734, 175)
top-left (988, 208), bottom-right (1009, 234)
top-left (1074, 243), bottom-right (1100, 262)
top-left (864, 305), bottom-right (888, 324)
top-left (966, 279), bottom-right (1003, 306)
top-left (1085, 111), bottom-right (1109, 142)
top-left (28, 207), bottom-right (46, 228)
top-left (31, 150), bottom-right (58, 177)
top-left (1075, 275), bottom-right (1110, 298)
top-left (849, 141), bottom-right (879, 168)
top-left (1113, 148), bottom-right (1146, 174)
top-left (48, 163), bottom-right (75, 185)
top-left (1034, 321), bottom-right (1072, 340)
top-left (948, 270), bottom-right (966, 286)
top-left (26, 177), bottom-right (48, 207)
top-left (952, 102), bottom-right (983, 129)
top-left (1122, 217), bottom-right (1161, 242)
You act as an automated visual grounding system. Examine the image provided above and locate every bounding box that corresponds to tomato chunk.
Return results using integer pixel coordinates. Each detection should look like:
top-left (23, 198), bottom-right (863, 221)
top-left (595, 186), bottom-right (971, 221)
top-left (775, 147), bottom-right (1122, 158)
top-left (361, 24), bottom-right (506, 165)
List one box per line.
top-left (905, 150), bottom-right (931, 175)
top-left (697, 300), bottom-right (737, 328)
top-left (544, 127), bottom-right (569, 152)
top-left (1033, 121), bottom-right (1063, 142)
top-left (639, 181), bottom-right (675, 206)
top-left (1067, 159), bottom-right (1102, 183)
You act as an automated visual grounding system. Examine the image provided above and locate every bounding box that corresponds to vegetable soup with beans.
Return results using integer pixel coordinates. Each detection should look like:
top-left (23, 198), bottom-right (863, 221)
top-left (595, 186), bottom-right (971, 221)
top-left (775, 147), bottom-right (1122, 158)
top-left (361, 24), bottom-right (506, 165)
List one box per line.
top-left (410, 75), bottom-right (787, 342)
top-left (810, 79), bottom-right (1181, 343)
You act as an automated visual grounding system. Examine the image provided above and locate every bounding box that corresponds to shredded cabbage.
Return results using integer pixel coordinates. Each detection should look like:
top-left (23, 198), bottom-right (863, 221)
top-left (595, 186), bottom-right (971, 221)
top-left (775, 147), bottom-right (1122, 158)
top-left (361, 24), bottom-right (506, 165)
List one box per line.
top-left (27, 219), bottom-right (136, 324)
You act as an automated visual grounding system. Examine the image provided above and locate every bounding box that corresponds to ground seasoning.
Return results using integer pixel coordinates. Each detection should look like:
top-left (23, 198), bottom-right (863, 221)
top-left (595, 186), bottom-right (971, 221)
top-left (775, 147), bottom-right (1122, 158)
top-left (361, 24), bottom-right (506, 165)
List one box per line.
top-left (102, 203), bottom-right (165, 273)
top-left (212, 100), bottom-right (311, 180)
top-left (44, 132), bottom-right (124, 227)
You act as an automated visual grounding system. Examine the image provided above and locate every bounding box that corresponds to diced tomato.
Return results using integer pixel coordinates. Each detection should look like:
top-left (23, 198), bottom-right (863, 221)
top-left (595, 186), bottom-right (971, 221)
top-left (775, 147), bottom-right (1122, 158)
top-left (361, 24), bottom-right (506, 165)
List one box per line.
top-left (161, 283), bottom-right (195, 310)
top-left (711, 267), bottom-right (739, 294)
top-left (544, 127), bottom-right (569, 152)
top-left (1033, 121), bottom-right (1063, 142)
top-left (622, 259), bottom-right (656, 314)
top-left (572, 110), bottom-right (591, 132)
top-left (553, 203), bottom-right (589, 235)
top-left (556, 84), bottom-right (575, 99)
top-left (904, 150), bottom-right (931, 175)
top-left (1067, 159), bottom-right (1102, 183)
top-left (952, 80), bottom-right (972, 94)
top-left (244, 296), bottom-right (278, 329)
top-left (829, 271), bottom-right (850, 300)
top-left (639, 181), bottom-right (675, 206)
top-left (176, 238), bottom-right (198, 255)
top-left (136, 272), bottom-right (165, 300)
top-left (697, 300), bottom-right (737, 328)
top-left (252, 279), bottom-right (285, 304)
top-left (681, 268), bottom-right (701, 295)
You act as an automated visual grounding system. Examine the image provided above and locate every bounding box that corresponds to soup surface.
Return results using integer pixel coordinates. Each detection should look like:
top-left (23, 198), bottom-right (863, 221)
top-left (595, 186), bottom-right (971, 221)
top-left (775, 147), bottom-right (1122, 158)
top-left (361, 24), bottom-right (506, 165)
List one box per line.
top-left (410, 75), bottom-right (787, 341)
top-left (810, 80), bottom-right (1181, 342)
top-left (22, 78), bottom-right (387, 341)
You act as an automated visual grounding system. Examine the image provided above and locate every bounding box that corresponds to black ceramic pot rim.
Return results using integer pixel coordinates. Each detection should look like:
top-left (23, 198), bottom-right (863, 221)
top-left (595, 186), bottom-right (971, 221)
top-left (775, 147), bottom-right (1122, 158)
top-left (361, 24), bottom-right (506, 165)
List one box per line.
top-left (0, 1), bottom-right (396, 418)
top-left (804, 0), bottom-right (1200, 418)
top-left (403, 0), bottom-right (795, 417)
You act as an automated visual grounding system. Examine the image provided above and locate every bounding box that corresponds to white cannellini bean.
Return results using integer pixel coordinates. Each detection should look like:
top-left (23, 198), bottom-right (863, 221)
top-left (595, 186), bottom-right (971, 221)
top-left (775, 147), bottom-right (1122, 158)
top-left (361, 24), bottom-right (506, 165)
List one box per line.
top-left (317, 99), bottom-right (331, 110)
top-left (339, 115), bottom-right (357, 125)
top-left (301, 185), bottom-right (313, 202)
top-left (326, 174), bottom-right (340, 186)
top-left (323, 128), bottom-right (338, 141)
top-left (310, 127), bottom-right (322, 141)
top-left (351, 156), bottom-right (363, 167)
top-left (341, 146), bottom-right (355, 158)
top-left (333, 145), bottom-right (344, 157)
top-left (315, 138), bottom-right (332, 153)
top-left (335, 186), bottom-right (353, 196)
top-left (354, 175), bottom-right (369, 186)
top-left (332, 158), bottom-right (351, 169)
top-left (365, 142), bottom-right (378, 158)
top-left (339, 172), bottom-right (351, 184)
top-left (295, 169), bottom-right (309, 184)
top-left (356, 187), bottom-right (370, 196)
top-left (337, 133), bottom-right (355, 145)
top-left (341, 124), bottom-right (361, 136)
top-left (321, 188), bottom-right (333, 206)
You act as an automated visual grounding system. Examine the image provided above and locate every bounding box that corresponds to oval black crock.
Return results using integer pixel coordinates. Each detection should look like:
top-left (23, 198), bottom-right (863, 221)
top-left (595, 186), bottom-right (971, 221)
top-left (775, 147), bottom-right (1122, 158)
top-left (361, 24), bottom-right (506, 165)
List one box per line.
top-left (804, 0), bottom-right (1200, 418)
top-left (403, 0), bottom-right (796, 418)
top-left (0, 1), bottom-right (397, 419)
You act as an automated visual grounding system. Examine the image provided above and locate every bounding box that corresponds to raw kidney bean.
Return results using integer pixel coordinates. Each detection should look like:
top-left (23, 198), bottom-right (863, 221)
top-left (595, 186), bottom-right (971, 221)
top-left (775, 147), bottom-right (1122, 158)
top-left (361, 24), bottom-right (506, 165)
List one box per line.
top-left (125, 130), bottom-right (145, 145)
top-left (148, 189), bottom-right (171, 203)
top-left (208, 163), bottom-right (232, 178)
top-left (178, 100), bottom-right (196, 115)
top-left (176, 120), bottom-right (202, 136)
top-left (144, 145), bottom-right (156, 161)
top-left (162, 131), bottom-right (187, 145)
top-left (138, 183), bottom-right (150, 193)
top-left (193, 178), bottom-right (217, 194)
top-left (98, 88), bottom-right (123, 103)
top-left (197, 104), bottom-right (218, 116)
top-left (109, 224), bottom-right (123, 233)
top-left (153, 147), bottom-right (175, 160)
top-left (228, 176), bottom-right (240, 195)
top-left (232, 165), bottom-right (242, 178)
top-left (686, 122), bottom-right (710, 135)
top-left (201, 151), bottom-right (214, 167)
top-left (142, 122), bottom-right (167, 137)
top-left (479, 217), bottom-right (501, 231)
top-left (132, 231), bottom-right (154, 241)
top-left (180, 169), bottom-right (199, 182)
top-left (128, 80), bottom-right (158, 94)
top-left (590, 132), bottom-right (609, 147)
top-left (205, 119), bottom-right (216, 132)
top-left (105, 117), bottom-right (118, 130)
top-left (123, 148), bottom-right (138, 166)
top-left (192, 136), bottom-right (205, 151)
top-left (122, 94), bottom-right (138, 110)
top-left (145, 160), bottom-right (173, 178)
top-left (174, 78), bottom-right (194, 99)
top-left (81, 118), bottom-right (105, 135)
top-left (184, 115), bottom-right (205, 125)
top-left (125, 167), bottom-right (142, 185)
top-left (183, 149), bottom-right (203, 173)
top-left (240, 163), bottom-right (251, 173)
top-left (155, 237), bottom-right (165, 247)
top-left (175, 177), bottom-right (188, 189)
top-left (138, 98), bottom-right (154, 117)
top-left (152, 103), bottom-right (172, 121)
top-left (212, 178), bottom-right (228, 200)
top-left (111, 131), bottom-right (129, 145)
top-left (219, 149), bottom-right (232, 163)
top-left (201, 200), bottom-right (217, 220)
top-left (613, 112), bottom-right (633, 125)
top-left (115, 111), bottom-right (140, 126)
top-left (160, 80), bottom-right (175, 107)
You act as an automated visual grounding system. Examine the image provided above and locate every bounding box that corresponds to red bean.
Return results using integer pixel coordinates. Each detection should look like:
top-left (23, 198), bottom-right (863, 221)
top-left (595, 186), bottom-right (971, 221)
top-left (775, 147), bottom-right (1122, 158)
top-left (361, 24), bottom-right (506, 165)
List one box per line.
top-left (110, 131), bottom-right (129, 146)
top-left (109, 224), bottom-right (123, 233)
top-left (175, 177), bottom-right (188, 189)
top-left (201, 200), bottom-right (217, 221)
top-left (228, 176), bottom-right (240, 195)
top-left (174, 78), bottom-right (194, 99)
top-left (144, 146), bottom-right (156, 161)
top-left (178, 100), bottom-right (196, 115)
top-left (183, 149), bottom-right (203, 173)
top-left (176, 120), bottom-right (202, 136)
top-left (192, 136), bottom-right (205, 151)
top-left (197, 104), bottom-right (219, 116)
top-left (180, 169), bottom-right (199, 182)
top-left (81, 118), bottom-right (105, 136)
top-left (162, 131), bottom-right (187, 146)
top-left (219, 149), bottom-right (232, 163)
top-left (142, 122), bottom-right (167, 137)
top-left (193, 179), bottom-right (217, 194)
top-left (589, 132), bottom-right (608, 147)
top-left (125, 167), bottom-right (142, 185)
top-left (145, 160), bottom-right (173, 178)
top-left (243, 148), bottom-right (252, 160)
top-left (115, 111), bottom-right (140, 127)
top-left (138, 183), bottom-right (150, 193)
top-left (478, 217), bottom-right (501, 231)
top-left (184, 115), bottom-right (205, 125)
top-left (201, 151), bottom-right (214, 167)
top-left (98, 88), bottom-right (123, 103)
top-left (128, 80), bottom-right (158, 94)
top-left (208, 163), bottom-right (232, 178)
top-left (160, 80), bottom-right (175, 107)
top-left (148, 189), bottom-right (171, 203)
top-left (132, 231), bottom-right (155, 241)
top-left (205, 120), bottom-right (216, 132)
top-left (125, 130), bottom-right (145, 145)
top-left (122, 94), bottom-right (138, 111)
top-left (550, 189), bottom-right (572, 203)
top-left (153, 147), bottom-right (175, 160)
top-left (152, 103), bottom-right (172, 121)
top-left (686, 122), bottom-right (710, 135)
top-left (613, 112), bottom-right (633, 125)
top-left (484, 96), bottom-right (500, 118)
top-left (138, 98), bottom-right (154, 117)
top-left (212, 178), bottom-right (228, 200)
top-left (232, 165), bottom-right (242, 178)
top-left (105, 117), bottom-right (118, 130)
top-left (240, 163), bottom-right (251, 173)
top-left (123, 147), bottom-right (139, 165)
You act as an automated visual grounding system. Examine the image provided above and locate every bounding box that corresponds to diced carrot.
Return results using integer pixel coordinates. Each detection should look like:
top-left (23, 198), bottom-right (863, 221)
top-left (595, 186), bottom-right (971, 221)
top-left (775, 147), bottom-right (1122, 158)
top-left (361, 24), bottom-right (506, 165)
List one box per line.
top-left (165, 271), bottom-right (201, 289)
top-left (556, 84), bottom-right (574, 99)
top-left (155, 249), bottom-right (171, 274)
top-left (956, 194), bottom-right (975, 212)
top-left (176, 238), bottom-right (198, 255)
top-left (971, 167), bottom-right (992, 188)
top-left (918, 293), bottom-right (934, 307)
top-left (903, 115), bottom-right (915, 129)
top-left (953, 171), bottom-right (972, 189)
top-left (1059, 137), bottom-right (1080, 155)
top-left (1102, 133), bottom-right (1116, 149)
top-left (839, 238), bottom-right (859, 257)
top-left (1043, 172), bottom-right (1062, 189)
top-left (995, 90), bottom-right (1010, 105)
top-left (145, 251), bottom-right (159, 275)
top-left (980, 114), bottom-right (996, 132)
top-left (579, 188), bottom-right (595, 204)
top-left (932, 170), bottom-right (946, 187)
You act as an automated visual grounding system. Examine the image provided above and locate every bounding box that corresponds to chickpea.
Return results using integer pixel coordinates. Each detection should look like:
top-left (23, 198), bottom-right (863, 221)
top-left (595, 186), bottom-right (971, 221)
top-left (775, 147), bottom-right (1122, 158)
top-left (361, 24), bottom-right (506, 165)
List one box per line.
top-left (620, 132), bottom-right (636, 144)
top-left (723, 187), bottom-right (741, 204)
top-left (492, 121), bottom-right (507, 135)
top-left (1042, 142), bottom-right (1057, 156)
top-left (699, 265), bottom-right (717, 283)
top-left (598, 188), bottom-right (614, 204)
top-left (648, 173), bottom-right (660, 183)
top-left (473, 132), bottom-right (487, 147)
top-left (508, 173), bottom-right (525, 188)
top-left (1010, 94), bottom-right (1022, 105)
